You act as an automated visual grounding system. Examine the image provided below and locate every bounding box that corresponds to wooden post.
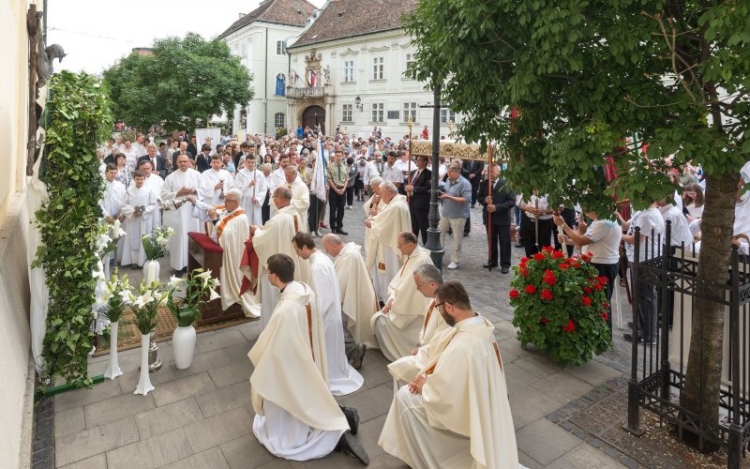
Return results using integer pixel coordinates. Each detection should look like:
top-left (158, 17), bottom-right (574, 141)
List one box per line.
top-left (486, 144), bottom-right (494, 270)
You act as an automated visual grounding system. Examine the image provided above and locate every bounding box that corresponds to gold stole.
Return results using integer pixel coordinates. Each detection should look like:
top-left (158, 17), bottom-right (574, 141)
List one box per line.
top-left (423, 300), bottom-right (436, 331)
top-left (216, 209), bottom-right (245, 240)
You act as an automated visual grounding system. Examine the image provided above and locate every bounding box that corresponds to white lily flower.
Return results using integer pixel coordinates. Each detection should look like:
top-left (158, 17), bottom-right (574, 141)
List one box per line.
top-left (100, 290), bottom-right (112, 303)
top-left (169, 275), bottom-right (186, 288)
top-left (123, 290), bottom-right (136, 304)
top-left (93, 269), bottom-right (105, 281)
top-left (133, 294), bottom-right (148, 309)
top-left (195, 270), bottom-right (212, 280)
top-left (208, 288), bottom-right (220, 302)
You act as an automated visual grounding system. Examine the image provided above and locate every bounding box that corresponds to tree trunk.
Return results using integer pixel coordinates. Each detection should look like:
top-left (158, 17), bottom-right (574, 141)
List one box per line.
top-left (681, 171), bottom-right (737, 451)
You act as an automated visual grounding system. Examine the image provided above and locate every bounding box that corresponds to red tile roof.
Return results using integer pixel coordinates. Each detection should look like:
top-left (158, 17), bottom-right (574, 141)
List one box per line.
top-left (218, 0), bottom-right (318, 39)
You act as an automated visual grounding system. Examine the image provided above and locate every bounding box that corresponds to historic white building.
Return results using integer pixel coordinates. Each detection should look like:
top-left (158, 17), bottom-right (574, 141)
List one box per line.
top-left (218, 0), bottom-right (318, 136)
top-left (285, 0), bottom-right (458, 140)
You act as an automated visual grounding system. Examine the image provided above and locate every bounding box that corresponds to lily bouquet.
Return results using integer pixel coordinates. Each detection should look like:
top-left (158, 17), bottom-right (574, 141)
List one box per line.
top-left (130, 280), bottom-right (168, 335)
top-left (142, 226), bottom-right (175, 261)
top-left (100, 269), bottom-right (133, 323)
top-left (167, 269), bottom-right (221, 327)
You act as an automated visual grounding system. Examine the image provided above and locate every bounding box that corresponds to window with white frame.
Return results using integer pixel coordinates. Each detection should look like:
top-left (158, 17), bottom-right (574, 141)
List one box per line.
top-left (405, 53), bottom-right (416, 74)
top-left (343, 60), bottom-right (355, 82)
top-left (276, 40), bottom-right (286, 55)
top-left (371, 102), bottom-right (385, 123)
top-left (342, 104), bottom-right (353, 123)
top-left (372, 57), bottom-right (384, 80)
top-left (403, 102), bottom-right (418, 123)
top-left (274, 112), bottom-right (285, 129)
top-left (440, 109), bottom-right (456, 124)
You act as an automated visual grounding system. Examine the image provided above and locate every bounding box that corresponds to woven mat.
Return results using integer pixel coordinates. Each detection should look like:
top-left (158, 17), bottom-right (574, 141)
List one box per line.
top-left (94, 306), bottom-right (254, 357)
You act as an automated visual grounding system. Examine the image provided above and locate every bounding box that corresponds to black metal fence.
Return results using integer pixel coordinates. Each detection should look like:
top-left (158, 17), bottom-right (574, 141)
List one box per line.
top-left (625, 223), bottom-right (750, 468)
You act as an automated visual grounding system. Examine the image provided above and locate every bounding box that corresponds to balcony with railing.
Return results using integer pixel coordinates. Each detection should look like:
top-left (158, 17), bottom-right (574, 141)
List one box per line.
top-left (287, 87), bottom-right (325, 98)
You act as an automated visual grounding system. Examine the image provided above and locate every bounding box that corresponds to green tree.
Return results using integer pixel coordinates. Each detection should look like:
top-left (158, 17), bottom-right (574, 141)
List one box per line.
top-left (405, 0), bottom-right (749, 452)
top-left (104, 33), bottom-right (252, 132)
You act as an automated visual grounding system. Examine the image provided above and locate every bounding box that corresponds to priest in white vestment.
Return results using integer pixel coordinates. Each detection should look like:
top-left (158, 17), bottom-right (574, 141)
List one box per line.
top-left (364, 181), bottom-right (412, 303)
top-left (293, 233), bottom-right (363, 396)
top-left (249, 253), bottom-right (369, 465)
top-left (201, 154), bottom-right (235, 206)
top-left (285, 166), bottom-right (311, 232)
top-left (251, 186), bottom-right (305, 329)
top-left (100, 164), bottom-right (127, 264)
top-left (161, 154), bottom-right (203, 274)
top-left (198, 189), bottom-right (260, 318)
top-left (131, 160), bottom-right (164, 232)
top-left (121, 171), bottom-right (157, 268)
top-left (362, 177), bottom-right (384, 258)
top-left (234, 157), bottom-right (266, 226)
top-left (371, 231), bottom-right (433, 362)
top-left (379, 281), bottom-right (520, 469)
top-left (322, 234), bottom-right (379, 356)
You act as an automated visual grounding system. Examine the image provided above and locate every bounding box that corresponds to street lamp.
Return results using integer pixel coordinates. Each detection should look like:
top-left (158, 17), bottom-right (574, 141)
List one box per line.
top-left (355, 95), bottom-right (363, 111)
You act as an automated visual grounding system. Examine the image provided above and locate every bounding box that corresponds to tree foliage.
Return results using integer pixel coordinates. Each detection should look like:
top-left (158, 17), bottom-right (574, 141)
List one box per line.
top-left (103, 33), bottom-right (253, 132)
top-left (405, 0), bottom-right (749, 450)
top-left (33, 71), bottom-right (112, 387)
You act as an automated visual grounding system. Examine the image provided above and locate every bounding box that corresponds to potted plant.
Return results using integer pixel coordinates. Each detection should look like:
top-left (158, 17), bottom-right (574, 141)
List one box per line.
top-left (167, 269), bottom-right (220, 369)
top-left (130, 280), bottom-right (166, 395)
top-left (141, 226), bottom-right (175, 283)
top-left (509, 247), bottom-right (612, 366)
top-left (100, 269), bottom-right (132, 380)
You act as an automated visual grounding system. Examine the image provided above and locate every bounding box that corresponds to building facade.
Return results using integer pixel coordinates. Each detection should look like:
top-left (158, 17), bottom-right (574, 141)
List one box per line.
top-left (0, 1), bottom-right (38, 467)
top-left (218, 0), bottom-right (318, 136)
top-left (285, 0), bottom-right (459, 141)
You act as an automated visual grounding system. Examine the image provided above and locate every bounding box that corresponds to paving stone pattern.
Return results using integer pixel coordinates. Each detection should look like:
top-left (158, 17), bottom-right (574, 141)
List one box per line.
top-left (41, 199), bottom-right (646, 468)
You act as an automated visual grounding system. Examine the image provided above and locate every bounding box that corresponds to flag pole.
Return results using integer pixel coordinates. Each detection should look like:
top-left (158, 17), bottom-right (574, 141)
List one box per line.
top-left (407, 118), bottom-right (413, 203)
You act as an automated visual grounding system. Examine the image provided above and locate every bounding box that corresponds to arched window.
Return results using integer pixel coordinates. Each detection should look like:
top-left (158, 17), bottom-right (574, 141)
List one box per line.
top-left (274, 113), bottom-right (286, 128)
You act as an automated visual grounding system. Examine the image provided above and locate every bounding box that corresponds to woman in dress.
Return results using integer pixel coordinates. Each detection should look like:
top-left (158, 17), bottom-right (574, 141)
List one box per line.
top-left (115, 153), bottom-right (132, 188)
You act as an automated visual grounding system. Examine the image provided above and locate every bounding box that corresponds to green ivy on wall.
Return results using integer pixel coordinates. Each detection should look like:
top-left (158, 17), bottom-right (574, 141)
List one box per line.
top-left (32, 71), bottom-right (112, 386)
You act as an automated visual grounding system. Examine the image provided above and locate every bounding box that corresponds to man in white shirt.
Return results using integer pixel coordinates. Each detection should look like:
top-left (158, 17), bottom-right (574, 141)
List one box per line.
top-left (381, 151), bottom-right (404, 189)
top-left (293, 232), bottom-right (364, 396)
top-left (235, 157), bottom-right (266, 226)
top-left (201, 155), bottom-right (235, 206)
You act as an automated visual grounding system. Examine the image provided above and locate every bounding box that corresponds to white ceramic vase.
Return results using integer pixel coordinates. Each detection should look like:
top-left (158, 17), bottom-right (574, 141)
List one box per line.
top-left (103, 321), bottom-right (122, 379)
top-left (134, 333), bottom-right (155, 395)
top-left (143, 259), bottom-right (160, 284)
top-left (173, 325), bottom-right (197, 370)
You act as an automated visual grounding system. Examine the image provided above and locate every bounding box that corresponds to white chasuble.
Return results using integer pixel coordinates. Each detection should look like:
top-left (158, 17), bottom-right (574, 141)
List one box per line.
top-left (217, 208), bottom-right (260, 318)
top-left (380, 316), bottom-right (520, 469)
top-left (249, 281), bottom-right (348, 461)
top-left (334, 243), bottom-right (379, 349)
top-left (201, 168), bottom-right (235, 206)
top-left (161, 168), bottom-right (203, 270)
top-left (308, 251), bottom-right (363, 396)
top-left (235, 168), bottom-right (266, 226)
top-left (365, 194), bottom-right (411, 302)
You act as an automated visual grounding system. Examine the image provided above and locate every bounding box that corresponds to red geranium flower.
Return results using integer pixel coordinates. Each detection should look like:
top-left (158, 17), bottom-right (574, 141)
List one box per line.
top-left (519, 267), bottom-right (528, 277)
top-left (509, 289), bottom-right (520, 299)
top-left (563, 319), bottom-right (576, 333)
top-left (598, 276), bottom-right (609, 285)
top-left (584, 286), bottom-right (592, 293)
top-left (593, 283), bottom-right (603, 291)
top-left (553, 250), bottom-right (565, 259)
top-left (571, 261), bottom-right (581, 268)
top-left (541, 288), bottom-right (554, 300)
top-left (581, 296), bottom-right (591, 306)
top-left (540, 317), bottom-right (550, 325)
top-left (559, 263), bottom-right (570, 270)
top-left (603, 302), bottom-right (610, 309)
top-left (601, 312), bottom-right (609, 321)
top-left (525, 285), bottom-right (537, 294)
top-left (543, 269), bottom-right (556, 286)
top-left (533, 253), bottom-right (545, 261)
top-left (542, 245), bottom-right (554, 253)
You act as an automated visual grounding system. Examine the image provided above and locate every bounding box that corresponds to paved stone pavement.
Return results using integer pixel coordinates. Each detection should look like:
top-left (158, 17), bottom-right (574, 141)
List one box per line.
top-left (48, 199), bottom-right (639, 468)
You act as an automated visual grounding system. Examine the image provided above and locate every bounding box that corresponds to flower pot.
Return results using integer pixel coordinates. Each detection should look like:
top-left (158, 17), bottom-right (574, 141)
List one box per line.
top-left (134, 333), bottom-right (155, 395)
top-left (103, 321), bottom-right (123, 380)
top-left (173, 325), bottom-right (197, 370)
top-left (143, 259), bottom-right (160, 284)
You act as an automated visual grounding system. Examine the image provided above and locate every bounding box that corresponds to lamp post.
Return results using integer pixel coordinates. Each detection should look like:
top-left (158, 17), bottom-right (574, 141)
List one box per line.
top-left (425, 85), bottom-right (445, 269)
top-left (355, 95), bottom-right (363, 111)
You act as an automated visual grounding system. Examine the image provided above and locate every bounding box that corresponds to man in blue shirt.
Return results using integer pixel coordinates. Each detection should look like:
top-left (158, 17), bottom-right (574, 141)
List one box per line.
top-left (438, 163), bottom-right (472, 269)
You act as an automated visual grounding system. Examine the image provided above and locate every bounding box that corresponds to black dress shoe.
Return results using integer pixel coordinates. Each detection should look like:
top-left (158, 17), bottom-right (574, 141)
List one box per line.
top-left (627, 321), bottom-right (634, 329)
top-left (339, 406), bottom-right (360, 435)
top-left (337, 229), bottom-right (349, 235)
top-left (623, 333), bottom-right (652, 344)
top-left (501, 267), bottom-right (510, 274)
top-left (349, 344), bottom-right (367, 370)
top-left (337, 431), bottom-right (369, 465)
top-left (483, 262), bottom-right (498, 268)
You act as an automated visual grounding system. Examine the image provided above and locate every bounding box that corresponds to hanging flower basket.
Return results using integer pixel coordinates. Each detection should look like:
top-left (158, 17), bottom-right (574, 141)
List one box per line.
top-left (509, 247), bottom-right (611, 366)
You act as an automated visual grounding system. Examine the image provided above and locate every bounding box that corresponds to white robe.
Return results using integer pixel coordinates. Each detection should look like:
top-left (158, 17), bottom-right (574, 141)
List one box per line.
top-left (380, 316), bottom-right (520, 469)
top-left (372, 246), bottom-right (434, 362)
top-left (235, 167), bottom-right (266, 226)
top-left (201, 168), bottom-right (235, 206)
top-left (253, 205), bottom-right (304, 329)
top-left (249, 281), bottom-right (348, 461)
top-left (289, 179), bottom-right (311, 232)
top-left (120, 186), bottom-right (156, 267)
top-left (161, 168), bottom-right (203, 270)
top-left (366, 195), bottom-right (412, 303)
top-left (101, 179), bottom-right (127, 263)
top-left (308, 251), bottom-right (363, 396)
top-left (216, 208), bottom-right (260, 318)
top-left (334, 243), bottom-right (379, 349)
top-left (130, 175), bottom-right (164, 231)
